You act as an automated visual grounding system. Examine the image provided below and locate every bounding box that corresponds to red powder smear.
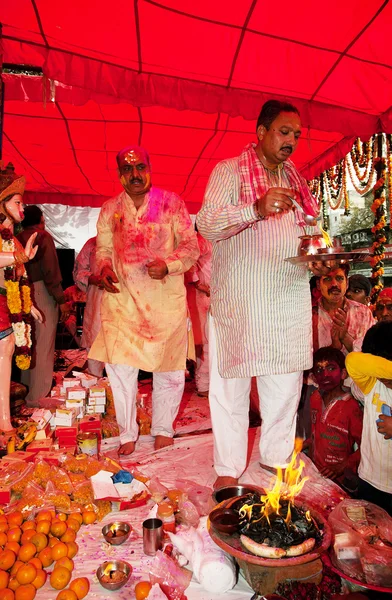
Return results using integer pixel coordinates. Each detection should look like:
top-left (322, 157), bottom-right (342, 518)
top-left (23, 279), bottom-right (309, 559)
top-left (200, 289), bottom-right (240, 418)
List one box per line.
top-left (145, 304), bottom-right (151, 311)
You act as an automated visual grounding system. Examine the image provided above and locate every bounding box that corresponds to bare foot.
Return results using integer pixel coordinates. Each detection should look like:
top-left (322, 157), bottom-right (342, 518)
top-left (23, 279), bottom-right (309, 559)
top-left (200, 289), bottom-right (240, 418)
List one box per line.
top-left (118, 441), bottom-right (136, 455)
top-left (213, 476), bottom-right (238, 490)
top-left (197, 390), bottom-right (209, 397)
top-left (154, 435), bottom-right (174, 450)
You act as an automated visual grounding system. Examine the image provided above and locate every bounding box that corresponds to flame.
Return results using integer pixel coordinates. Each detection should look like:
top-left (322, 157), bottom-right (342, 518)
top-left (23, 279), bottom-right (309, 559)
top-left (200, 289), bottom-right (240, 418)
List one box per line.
top-left (319, 223), bottom-right (333, 247)
top-left (109, 524), bottom-right (117, 535)
top-left (102, 563), bottom-right (115, 577)
top-left (256, 438), bottom-right (309, 525)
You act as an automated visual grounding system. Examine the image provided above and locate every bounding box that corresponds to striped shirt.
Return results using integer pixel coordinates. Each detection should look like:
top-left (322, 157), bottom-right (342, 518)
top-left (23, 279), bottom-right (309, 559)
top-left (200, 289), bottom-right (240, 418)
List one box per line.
top-left (196, 156), bottom-right (313, 378)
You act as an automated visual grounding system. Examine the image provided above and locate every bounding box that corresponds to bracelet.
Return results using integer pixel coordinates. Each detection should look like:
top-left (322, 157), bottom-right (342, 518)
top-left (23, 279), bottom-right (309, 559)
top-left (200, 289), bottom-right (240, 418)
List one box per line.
top-left (253, 202), bottom-right (265, 221)
top-left (13, 250), bottom-right (29, 266)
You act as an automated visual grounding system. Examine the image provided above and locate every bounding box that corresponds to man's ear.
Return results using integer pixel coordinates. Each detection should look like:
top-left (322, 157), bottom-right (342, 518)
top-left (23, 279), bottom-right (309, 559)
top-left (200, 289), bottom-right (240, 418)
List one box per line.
top-left (341, 368), bottom-right (348, 380)
top-left (256, 124), bottom-right (267, 141)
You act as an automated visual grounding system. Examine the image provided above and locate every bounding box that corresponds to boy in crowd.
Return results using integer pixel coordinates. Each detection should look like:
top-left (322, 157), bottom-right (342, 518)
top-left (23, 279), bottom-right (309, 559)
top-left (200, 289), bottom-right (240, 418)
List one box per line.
top-left (346, 322), bottom-right (392, 515)
top-left (307, 347), bottom-right (363, 487)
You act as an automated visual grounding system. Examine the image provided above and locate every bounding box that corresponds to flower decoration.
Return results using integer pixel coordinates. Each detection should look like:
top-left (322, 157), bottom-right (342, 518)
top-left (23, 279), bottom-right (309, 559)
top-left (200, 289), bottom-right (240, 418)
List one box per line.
top-left (370, 141), bottom-right (387, 306)
top-left (0, 229), bottom-right (33, 369)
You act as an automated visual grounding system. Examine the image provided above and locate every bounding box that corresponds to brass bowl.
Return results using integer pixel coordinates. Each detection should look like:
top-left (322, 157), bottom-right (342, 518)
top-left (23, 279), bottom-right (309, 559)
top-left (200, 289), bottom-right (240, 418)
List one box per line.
top-left (212, 484), bottom-right (263, 505)
top-left (96, 560), bottom-right (132, 591)
top-left (209, 508), bottom-right (240, 535)
top-left (102, 522), bottom-right (132, 545)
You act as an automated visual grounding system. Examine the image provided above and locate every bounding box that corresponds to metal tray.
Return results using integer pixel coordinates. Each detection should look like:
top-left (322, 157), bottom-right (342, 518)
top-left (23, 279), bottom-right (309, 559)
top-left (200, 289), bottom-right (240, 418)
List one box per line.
top-left (285, 251), bottom-right (369, 265)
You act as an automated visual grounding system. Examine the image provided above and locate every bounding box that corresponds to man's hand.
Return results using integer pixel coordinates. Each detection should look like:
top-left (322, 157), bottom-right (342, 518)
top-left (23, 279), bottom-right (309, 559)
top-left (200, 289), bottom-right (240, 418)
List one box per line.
top-left (255, 187), bottom-right (295, 218)
top-left (309, 262), bottom-right (333, 277)
top-left (195, 282), bottom-right (210, 297)
top-left (101, 266), bottom-right (120, 293)
top-left (332, 307), bottom-right (348, 339)
top-left (59, 302), bottom-right (71, 323)
top-left (320, 465), bottom-right (344, 480)
top-left (377, 414), bottom-right (392, 439)
top-left (30, 305), bottom-right (43, 323)
top-left (146, 259), bottom-right (168, 280)
top-left (88, 274), bottom-right (104, 289)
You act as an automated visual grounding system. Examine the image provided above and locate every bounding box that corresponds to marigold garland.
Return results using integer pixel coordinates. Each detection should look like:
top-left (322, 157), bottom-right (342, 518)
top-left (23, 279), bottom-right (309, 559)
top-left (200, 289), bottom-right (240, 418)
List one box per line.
top-left (370, 148), bottom-right (387, 305)
top-left (1, 228), bottom-right (33, 369)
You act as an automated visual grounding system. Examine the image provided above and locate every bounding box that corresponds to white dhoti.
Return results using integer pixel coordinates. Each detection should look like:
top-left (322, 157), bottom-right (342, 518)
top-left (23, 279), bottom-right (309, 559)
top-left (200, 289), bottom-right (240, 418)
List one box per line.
top-left (209, 316), bottom-right (302, 478)
top-left (105, 363), bottom-right (185, 443)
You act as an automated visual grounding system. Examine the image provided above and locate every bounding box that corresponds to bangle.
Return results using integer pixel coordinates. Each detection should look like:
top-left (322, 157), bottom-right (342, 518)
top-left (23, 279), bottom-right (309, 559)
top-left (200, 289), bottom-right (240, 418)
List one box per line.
top-left (253, 202), bottom-right (265, 221)
top-left (13, 250), bottom-right (29, 266)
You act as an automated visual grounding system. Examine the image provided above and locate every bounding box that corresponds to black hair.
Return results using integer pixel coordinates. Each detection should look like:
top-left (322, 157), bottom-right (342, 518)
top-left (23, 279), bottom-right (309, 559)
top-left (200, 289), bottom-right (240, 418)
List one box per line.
top-left (256, 100), bottom-right (300, 131)
top-left (362, 322), bottom-right (392, 361)
top-left (320, 262), bottom-right (350, 279)
top-left (21, 205), bottom-right (43, 228)
top-left (313, 346), bottom-right (346, 371)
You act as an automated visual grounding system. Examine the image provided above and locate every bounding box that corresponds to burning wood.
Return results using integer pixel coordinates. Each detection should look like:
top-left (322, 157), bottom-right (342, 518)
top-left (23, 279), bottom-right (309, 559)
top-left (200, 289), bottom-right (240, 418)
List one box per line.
top-left (237, 440), bottom-right (321, 558)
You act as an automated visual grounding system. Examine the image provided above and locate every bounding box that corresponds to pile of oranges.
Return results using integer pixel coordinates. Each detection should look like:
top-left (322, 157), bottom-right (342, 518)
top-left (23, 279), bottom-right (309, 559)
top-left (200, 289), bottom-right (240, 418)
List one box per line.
top-left (0, 509), bottom-right (94, 600)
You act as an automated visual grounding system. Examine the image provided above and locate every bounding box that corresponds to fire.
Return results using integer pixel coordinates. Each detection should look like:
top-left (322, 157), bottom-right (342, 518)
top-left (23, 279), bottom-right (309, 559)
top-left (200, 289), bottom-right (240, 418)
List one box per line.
top-left (239, 438), bottom-right (309, 525)
top-left (102, 562), bottom-right (115, 577)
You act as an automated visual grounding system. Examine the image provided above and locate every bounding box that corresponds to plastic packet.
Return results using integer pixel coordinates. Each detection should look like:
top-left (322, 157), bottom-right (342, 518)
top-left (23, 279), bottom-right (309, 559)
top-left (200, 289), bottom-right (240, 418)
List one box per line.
top-left (149, 550), bottom-right (192, 600)
top-left (177, 495), bottom-right (199, 528)
top-left (93, 500), bottom-right (112, 521)
top-left (11, 463), bottom-right (35, 496)
top-left (32, 459), bottom-right (51, 487)
top-left (148, 477), bottom-right (168, 503)
top-left (329, 499), bottom-right (392, 587)
top-left (175, 479), bottom-right (213, 516)
top-left (16, 480), bottom-right (46, 512)
top-left (72, 479), bottom-right (94, 506)
top-left (44, 480), bottom-right (71, 511)
top-left (49, 466), bottom-right (74, 495)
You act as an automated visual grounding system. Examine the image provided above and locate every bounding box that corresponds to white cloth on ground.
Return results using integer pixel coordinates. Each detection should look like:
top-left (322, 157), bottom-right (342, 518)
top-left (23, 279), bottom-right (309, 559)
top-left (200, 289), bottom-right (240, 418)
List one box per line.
top-left (168, 516), bottom-right (236, 594)
top-left (105, 363), bottom-right (185, 443)
top-left (209, 315), bottom-right (302, 477)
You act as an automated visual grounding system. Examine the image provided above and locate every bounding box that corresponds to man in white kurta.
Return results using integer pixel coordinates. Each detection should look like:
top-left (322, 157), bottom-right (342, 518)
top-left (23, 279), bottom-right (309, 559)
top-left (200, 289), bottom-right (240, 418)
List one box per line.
top-left (196, 100), bottom-right (319, 489)
top-left (90, 146), bottom-right (199, 454)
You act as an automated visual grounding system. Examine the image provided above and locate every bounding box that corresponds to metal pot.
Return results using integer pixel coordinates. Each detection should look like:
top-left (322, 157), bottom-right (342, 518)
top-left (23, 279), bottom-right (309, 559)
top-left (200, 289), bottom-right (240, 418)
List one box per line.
top-left (298, 234), bottom-right (326, 256)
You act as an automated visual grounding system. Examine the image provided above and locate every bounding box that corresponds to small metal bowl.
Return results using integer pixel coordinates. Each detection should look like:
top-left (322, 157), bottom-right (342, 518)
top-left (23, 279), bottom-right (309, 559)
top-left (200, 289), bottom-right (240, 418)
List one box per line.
top-left (102, 522), bottom-right (132, 545)
top-left (209, 508), bottom-right (240, 535)
top-left (96, 560), bottom-right (132, 591)
top-left (212, 484), bottom-right (262, 505)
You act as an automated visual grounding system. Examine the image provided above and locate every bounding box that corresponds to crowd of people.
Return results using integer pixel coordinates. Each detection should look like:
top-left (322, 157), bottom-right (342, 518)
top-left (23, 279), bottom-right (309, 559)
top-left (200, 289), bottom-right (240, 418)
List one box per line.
top-left (1, 100), bottom-right (392, 518)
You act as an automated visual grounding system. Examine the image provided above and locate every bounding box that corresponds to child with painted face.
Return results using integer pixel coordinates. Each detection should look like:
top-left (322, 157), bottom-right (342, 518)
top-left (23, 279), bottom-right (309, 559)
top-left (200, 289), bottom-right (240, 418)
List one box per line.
top-left (307, 347), bottom-right (363, 488)
top-left (346, 322), bottom-right (392, 515)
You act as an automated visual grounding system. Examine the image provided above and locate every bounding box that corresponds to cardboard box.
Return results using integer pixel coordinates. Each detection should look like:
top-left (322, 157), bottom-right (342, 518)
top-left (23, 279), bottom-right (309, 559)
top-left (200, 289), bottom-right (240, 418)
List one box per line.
top-left (86, 396), bottom-right (106, 406)
top-left (26, 439), bottom-right (53, 453)
top-left (72, 371), bottom-right (98, 388)
top-left (34, 450), bottom-right (63, 465)
top-left (63, 378), bottom-right (81, 389)
top-left (86, 405), bottom-right (105, 414)
top-left (55, 409), bottom-right (77, 428)
top-left (79, 415), bottom-right (101, 432)
top-left (35, 423), bottom-right (52, 440)
top-left (88, 386), bottom-right (106, 398)
top-left (0, 486), bottom-right (11, 504)
top-left (31, 408), bottom-right (53, 430)
top-left (6, 451), bottom-right (38, 462)
top-left (66, 387), bottom-right (86, 401)
top-left (65, 398), bottom-right (85, 410)
top-left (55, 425), bottom-right (78, 436)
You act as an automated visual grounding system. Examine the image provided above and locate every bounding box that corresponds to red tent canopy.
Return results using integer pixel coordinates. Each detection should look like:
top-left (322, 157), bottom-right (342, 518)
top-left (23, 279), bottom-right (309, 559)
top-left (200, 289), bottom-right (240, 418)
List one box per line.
top-left (1, 0), bottom-right (392, 211)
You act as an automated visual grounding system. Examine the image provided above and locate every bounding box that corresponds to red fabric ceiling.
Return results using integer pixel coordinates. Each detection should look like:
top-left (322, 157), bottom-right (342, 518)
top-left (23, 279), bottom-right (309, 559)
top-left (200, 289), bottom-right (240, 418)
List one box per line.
top-left (1, 0), bottom-right (392, 211)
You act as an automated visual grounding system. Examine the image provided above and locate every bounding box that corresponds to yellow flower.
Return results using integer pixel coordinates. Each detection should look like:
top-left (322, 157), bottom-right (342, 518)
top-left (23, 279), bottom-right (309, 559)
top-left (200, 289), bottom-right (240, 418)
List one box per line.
top-left (4, 281), bottom-right (22, 314)
top-left (21, 285), bottom-right (32, 314)
top-left (16, 355), bottom-right (31, 370)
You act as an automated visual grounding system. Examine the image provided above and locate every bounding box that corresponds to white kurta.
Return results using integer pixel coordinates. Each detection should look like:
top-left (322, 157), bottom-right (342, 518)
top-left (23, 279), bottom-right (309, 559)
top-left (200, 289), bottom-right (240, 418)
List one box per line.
top-left (197, 157), bottom-right (313, 379)
top-left (89, 188), bottom-right (199, 372)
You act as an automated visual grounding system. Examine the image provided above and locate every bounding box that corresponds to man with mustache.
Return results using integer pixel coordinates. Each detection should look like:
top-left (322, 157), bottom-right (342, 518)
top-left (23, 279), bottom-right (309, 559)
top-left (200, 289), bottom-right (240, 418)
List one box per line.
top-left (89, 146), bottom-right (199, 455)
top-left (313, 264), bottom-right (375, 355)
top-left (374, 287), bottom-right (392, 323)
top-left (197, 99), bottom-right (320, 489)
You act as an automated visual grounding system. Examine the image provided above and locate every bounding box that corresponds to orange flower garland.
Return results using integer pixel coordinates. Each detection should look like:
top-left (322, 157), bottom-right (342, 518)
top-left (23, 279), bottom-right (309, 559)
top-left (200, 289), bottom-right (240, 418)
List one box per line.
top-left (370, 148), bottom-right (387, 305)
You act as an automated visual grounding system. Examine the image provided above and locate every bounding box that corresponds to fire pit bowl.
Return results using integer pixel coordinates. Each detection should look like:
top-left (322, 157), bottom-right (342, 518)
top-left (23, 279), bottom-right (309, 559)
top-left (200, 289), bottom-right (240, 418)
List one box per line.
top-left (212, 484), bottom-right (264, 505)
top-left (102, 521), bottom-right (132, 545)
top-left (96, 560), bottom-right (132, 590)
top-left (208, 497), bottom-right (332, 568)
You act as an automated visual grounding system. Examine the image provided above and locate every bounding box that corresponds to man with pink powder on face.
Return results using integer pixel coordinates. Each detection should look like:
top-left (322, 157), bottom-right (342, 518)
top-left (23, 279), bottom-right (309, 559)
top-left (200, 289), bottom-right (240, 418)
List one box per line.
top-left (90, 146), bottom-right (199, 455)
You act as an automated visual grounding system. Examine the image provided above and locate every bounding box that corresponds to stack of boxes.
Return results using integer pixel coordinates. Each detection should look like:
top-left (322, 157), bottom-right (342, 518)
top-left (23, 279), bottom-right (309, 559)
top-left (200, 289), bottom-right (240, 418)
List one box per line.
top-left (86, 386), bottom-right (106, 414)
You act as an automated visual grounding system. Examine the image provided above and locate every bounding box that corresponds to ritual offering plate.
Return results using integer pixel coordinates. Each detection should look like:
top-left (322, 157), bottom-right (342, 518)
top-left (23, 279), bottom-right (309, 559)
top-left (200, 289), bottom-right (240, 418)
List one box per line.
top-left (96, 560), bottom-right (132, 590)
top-left (285, 250), bottom-right (369, 266)
top-left (102, 521), bottom-right (132, 545)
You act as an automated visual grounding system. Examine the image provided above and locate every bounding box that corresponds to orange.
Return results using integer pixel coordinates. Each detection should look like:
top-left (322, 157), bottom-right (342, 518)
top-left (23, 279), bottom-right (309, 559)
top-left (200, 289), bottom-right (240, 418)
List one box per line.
top-left (27, 559), bottom-right (41, 571)
top-left (10, 561), bottom-right (23, 578)
top-left (4, 544), bottom-right (20, 556)
top-left (15, 564), bottom-right (36, 586)
top-left (0, 523), bottom-right (9, 534)
top-left (55, 557), bottom-right (74, 571)
top-left (135, 581), bottom-right (152, 600)
top-left (37, 547), bottom-right (53, 568)
top-left (56, 591), bottom-right (78, 600)
top-left (7, 577), bottom-right (20, 592)
top-left (6, 513), bottom-right (23, 528)
top-left (69, 577), bottom-right (90, 599)
top-left (35, 520), bottom-right (50, 535)
top-left (49, 566), bottom-right (71, 590)
top-left (68, 513), bottom-right (82, 526)
top-left (19, 533), bottom-right (34, 547)
top-left (0, 569), bottom-right (9, 589)
top-left (17, 544), bottom-right (36, 564)
top-left (20, 524), bottom-right (34, 534)
top-left (51, 543), bottom-right (68, 562)
top-left (81, 511), bottom-right (96, 525)
top-left (0, 533), bottom-right (7, 548)
top-left (0, 588), bottom-right (15, 600)
top-left (0, 549), bottom-right (16, 571)
top-left (0, 517), bottom-right (6, 523)
top-left (31, 569), bottom-right (46, 590)
top-left (65, 519), bottom-right (80, 533)
top-left (7, 529), bottom-right (22, 545)
top-left (50, 522), bottom-right (67, 539)
top-left (35, 511), bottom-right (51, 523)
top-left (29, 534), bottom-right (47, 554)
top-left (14, 583), bottom-right (36, 600)
top-left (60, 529), bottom-right (76, 544)
top-left (48, 537), bottom-right (60, 548)
top-left (65, 542), bottom-right (78, 559)
top-left (56, 513), bottom-right (67, 523)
